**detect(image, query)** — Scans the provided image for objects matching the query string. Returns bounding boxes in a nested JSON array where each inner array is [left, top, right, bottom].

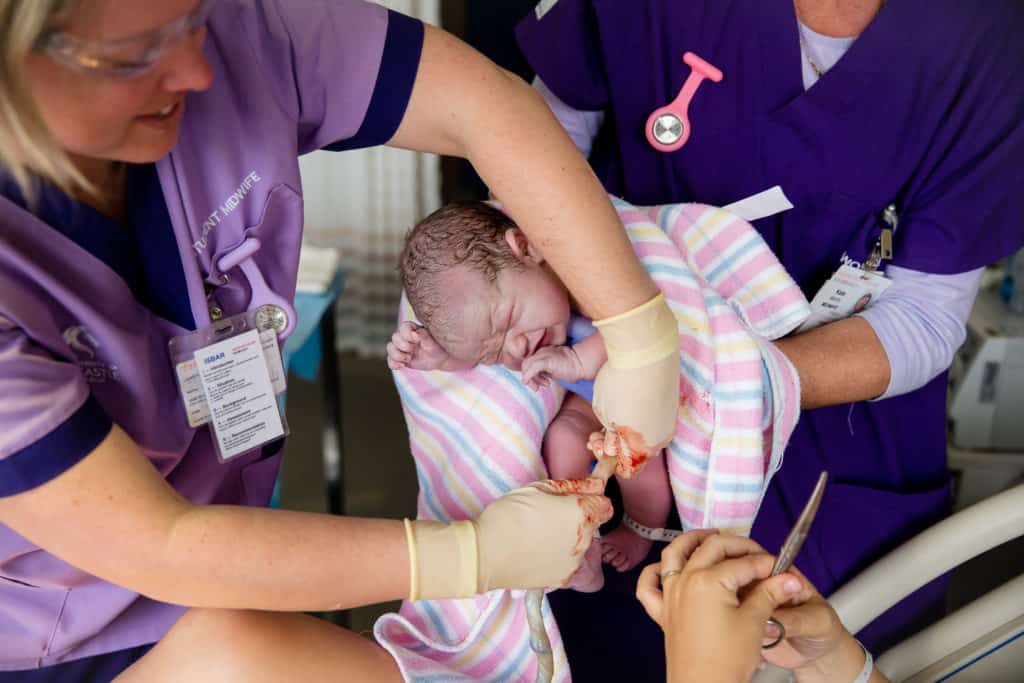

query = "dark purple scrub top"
[[518, 0, 1024, 663]]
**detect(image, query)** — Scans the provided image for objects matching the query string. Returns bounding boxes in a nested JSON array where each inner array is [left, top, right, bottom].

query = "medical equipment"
[[948, 286, 1024, 451], [644, 52, 723, 153], [762, 471, 828, 649]]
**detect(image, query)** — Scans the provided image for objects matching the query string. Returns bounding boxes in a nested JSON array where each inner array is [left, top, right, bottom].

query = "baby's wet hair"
[[400, 200, 523, 330]]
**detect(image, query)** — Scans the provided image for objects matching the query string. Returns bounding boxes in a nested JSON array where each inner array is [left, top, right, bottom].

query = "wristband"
[[852, 639, 874, 683]]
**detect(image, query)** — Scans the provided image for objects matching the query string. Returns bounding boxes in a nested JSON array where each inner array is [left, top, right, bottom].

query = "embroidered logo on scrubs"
[[63, 325, 120, 383], [839, 252, 864, 270], [193, 171, 263, 254]]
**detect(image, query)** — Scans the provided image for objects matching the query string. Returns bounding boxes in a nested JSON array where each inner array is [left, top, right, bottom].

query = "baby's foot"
[[566, 537, 605, 593], [601, 525, 653, 572]]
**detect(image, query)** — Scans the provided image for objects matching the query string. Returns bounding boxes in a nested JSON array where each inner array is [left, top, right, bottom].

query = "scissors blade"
[[770, 471, 828, 576]]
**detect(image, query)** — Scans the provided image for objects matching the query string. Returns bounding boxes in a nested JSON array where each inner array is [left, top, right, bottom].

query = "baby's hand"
[[386, 322, 451, 371], [521, 346, 585, 391]]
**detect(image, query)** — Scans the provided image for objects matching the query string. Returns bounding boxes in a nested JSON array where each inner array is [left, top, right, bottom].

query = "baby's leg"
[[543, 393, 605, 592], [602, 454, 672, 572], [542, 393, 602, 480]]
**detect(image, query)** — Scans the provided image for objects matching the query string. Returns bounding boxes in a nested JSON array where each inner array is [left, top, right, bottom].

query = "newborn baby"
[[388, 201, 673, 588]]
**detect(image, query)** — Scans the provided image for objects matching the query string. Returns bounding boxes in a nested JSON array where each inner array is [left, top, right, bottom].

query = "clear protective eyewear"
[[35, 0, 215, 79]]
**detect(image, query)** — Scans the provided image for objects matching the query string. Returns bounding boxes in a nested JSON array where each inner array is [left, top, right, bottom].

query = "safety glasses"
[[34, 0, 215, 79]]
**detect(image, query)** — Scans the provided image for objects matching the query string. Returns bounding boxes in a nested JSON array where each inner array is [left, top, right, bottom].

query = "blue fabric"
[[1, 167, 194, 330], [127, 164, 195, 330], [0, 644, 153, 682], [0, 395, 112, 497], [0, 178, 141, 290], [282, 270, 345, 381], [324, 10, 424, 152]]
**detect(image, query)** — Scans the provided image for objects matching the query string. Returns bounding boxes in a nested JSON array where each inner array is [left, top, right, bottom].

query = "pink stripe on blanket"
[[668, 460, 710, 490], [403, 411, 485, 517], [657, 279, 709, 311], [714, 358, 768, 383], [710, 499, 760, 522], [633, 240, 684, 262], [714, 406, 766, 430], [709, 453, 774, 476], [401, 373, 541, 489]]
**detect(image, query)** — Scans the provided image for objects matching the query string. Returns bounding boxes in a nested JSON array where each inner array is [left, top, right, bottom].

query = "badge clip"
[[217, 238, 297, 339]]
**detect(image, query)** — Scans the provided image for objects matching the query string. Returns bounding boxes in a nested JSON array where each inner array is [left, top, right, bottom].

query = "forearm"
[[158, 507, 408, 611], [572, 333, 607, 380], [774, 317, 890, 409], [468, 79, 654, 319], [0, 427, 410, 613], [390, 26, 656, 319]]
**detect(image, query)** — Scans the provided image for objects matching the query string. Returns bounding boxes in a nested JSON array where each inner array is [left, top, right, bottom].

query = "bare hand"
[[521, 345, 585, 390], [386, 322, 451, 371], [636, 531, 807, 683]]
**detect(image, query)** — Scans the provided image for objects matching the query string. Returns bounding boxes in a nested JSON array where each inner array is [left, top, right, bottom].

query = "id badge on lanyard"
[[798, 204, 898, 333], [169, 238, 294, 462]]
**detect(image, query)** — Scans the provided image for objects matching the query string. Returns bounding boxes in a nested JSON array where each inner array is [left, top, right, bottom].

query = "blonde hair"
[[0, 0, 89, 200]]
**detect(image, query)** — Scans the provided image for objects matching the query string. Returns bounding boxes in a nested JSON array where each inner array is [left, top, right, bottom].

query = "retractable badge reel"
[[645, 52, 723, 153], [796, 205, 899, 333], [169, 238, 295, 462]]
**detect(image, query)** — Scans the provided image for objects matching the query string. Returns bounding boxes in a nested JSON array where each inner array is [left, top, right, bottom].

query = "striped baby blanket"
[[375, 198, 810, 682]]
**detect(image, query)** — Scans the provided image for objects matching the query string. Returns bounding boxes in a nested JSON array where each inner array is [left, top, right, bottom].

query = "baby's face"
[[441, 262, 570, 370]]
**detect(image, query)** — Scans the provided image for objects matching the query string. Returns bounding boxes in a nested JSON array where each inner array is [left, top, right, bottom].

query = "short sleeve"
[[236, 0, 425, 155], [515, 0, 609, 111], [894, 5, 1024, 272], [0, 322, 112, 497]]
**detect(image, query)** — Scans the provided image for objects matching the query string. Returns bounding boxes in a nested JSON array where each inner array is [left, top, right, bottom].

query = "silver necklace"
[[797, 23, 826, 78]]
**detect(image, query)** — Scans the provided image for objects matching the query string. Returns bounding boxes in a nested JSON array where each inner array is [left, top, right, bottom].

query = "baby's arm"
[[520, 332, 607, 390], [569, 332, 607, 379], [386, 321, 476, 372]]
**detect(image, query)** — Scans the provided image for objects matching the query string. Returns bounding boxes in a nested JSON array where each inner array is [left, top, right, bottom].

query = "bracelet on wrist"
[[851, 638, 874, 683]]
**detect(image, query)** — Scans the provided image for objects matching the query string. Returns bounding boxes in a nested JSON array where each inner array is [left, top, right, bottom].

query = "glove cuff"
[[404, 519, 479, 601], [593, 293, 678, 369]]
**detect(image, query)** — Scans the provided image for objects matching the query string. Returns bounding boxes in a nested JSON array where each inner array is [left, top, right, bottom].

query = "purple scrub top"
[[0, 0, 423, 670], [519, 0, 1024, 657]]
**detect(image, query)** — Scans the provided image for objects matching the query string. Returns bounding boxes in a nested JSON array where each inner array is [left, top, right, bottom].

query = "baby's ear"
[[504, 228, 544, 264]]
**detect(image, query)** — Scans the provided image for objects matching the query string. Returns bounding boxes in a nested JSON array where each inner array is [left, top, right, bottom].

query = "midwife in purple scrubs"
[[518, 0, 1024, 676], [0, 0, 691, 680]]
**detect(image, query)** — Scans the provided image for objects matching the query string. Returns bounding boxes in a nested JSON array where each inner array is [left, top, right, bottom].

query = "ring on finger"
[[761, 617, 786, 649], [660, 569, 682, 580]]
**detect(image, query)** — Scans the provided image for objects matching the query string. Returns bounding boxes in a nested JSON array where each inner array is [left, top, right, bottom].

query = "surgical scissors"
[[762, 470, 828, 649]]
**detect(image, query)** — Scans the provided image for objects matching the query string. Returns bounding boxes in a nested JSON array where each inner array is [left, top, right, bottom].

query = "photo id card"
[[797, 264, 892, 333], [169, 310, 289, 461], [172, 315, 286, 429], [194, 329, 284, 461]]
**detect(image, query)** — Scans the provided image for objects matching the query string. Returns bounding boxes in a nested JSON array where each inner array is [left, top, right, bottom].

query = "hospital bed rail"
[[830, 482, 1024, 681]]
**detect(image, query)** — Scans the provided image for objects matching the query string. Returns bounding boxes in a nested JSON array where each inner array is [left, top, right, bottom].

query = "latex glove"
[[386, 322, 471, 372], [591, 293, 680, 478], [521, 345, 585, 391], [404, 478, 613, 600], [636, 531, 807, 683]]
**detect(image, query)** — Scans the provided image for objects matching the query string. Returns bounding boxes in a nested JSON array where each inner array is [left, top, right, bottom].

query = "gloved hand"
[[404, 478, 613, 600], [591, 293, 680, 478]]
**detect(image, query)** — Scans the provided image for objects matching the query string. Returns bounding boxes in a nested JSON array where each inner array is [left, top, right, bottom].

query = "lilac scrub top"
[[518, 0, 1024, 658], [0, 0, 423, 671]]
